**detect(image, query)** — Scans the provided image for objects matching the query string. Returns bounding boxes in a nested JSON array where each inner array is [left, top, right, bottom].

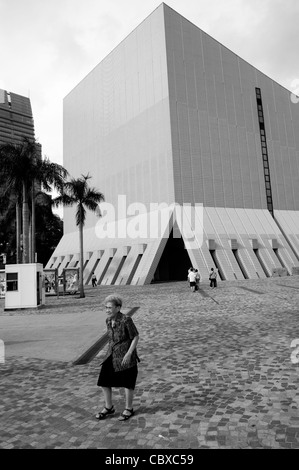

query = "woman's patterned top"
[[101, 312, 140, 372]]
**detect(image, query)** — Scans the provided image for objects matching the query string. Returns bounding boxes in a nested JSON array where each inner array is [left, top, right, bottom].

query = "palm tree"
[[53, 174, 104, 298], [0, 137, 68, 263]]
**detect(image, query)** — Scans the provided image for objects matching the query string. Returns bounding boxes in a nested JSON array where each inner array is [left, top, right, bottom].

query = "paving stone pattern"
[[1, 277, 299, 449]]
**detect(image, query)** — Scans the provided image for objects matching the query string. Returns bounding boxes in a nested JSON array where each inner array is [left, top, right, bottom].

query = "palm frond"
[[52, 174, 104, 226], [0, 137, 68, 202], [84, 188, 105, 203], [83, 200, 100, 213], [38, 159, 69, 191], [52, 194, 76, 208]]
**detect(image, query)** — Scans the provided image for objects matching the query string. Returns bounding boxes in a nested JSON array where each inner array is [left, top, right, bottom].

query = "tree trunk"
[[16, 203, 22, 264], [29, 216, 32, 263], [79, 221, 85, 298], [22, 183, 30, 263], [31, 185, 36, 263]]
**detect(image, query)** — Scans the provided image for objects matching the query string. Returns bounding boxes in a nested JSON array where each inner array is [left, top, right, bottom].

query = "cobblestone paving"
[[1, 277, 299, 449]]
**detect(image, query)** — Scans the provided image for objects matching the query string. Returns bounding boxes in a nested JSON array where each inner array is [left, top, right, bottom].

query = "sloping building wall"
[[163, 4, 299, 210], [63, 4, 174, 235], [46, 205, 297, 283]]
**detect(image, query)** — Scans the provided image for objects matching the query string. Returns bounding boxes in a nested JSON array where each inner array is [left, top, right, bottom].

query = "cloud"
[[166, 0, 299, 90], [0, 0, 155, 164], [250, 0, 299, 85], [192, 0, 299, 89], [0, 0, 298, 174]]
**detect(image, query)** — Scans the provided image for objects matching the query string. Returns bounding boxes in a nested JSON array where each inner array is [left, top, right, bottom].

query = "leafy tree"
[[53, 174, 104, 298], [0, 137, 68, 263]]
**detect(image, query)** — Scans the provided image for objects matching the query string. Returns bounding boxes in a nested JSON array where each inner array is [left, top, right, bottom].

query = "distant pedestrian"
[[91, 272, 97, 287], [188, 268, 197, 292], [96, 294, 140, 421], [194, 269, 200, 291], [187, 267, 193, 289], [209, 268, 217, 288]]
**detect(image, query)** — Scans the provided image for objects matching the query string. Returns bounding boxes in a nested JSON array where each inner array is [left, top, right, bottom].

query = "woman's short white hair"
[[104, 294, 123, 308]]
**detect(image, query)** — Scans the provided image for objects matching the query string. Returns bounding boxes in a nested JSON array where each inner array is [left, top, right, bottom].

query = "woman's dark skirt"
[[97, 355, 138, 390]]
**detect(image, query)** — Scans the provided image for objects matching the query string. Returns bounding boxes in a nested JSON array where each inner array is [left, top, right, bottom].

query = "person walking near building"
[[91, 272, 97, 287], [188, 268, 197, 292], [209, 267, 217, 288], [194, 269, 200, 291], [96, 294, 140, 421]]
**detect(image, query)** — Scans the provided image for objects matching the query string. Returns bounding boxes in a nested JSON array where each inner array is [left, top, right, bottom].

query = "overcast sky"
[[1, 0, 298, 169]]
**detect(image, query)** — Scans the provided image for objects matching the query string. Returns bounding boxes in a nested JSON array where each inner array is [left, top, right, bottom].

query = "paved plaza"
[[1, 276, 299, 449]]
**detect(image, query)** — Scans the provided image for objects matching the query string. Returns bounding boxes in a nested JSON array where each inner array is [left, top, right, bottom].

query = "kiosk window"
[[6, 273, 18, 291]]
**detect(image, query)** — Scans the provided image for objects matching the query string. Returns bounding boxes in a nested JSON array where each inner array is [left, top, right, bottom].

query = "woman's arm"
[[122, 335, 139, 366]]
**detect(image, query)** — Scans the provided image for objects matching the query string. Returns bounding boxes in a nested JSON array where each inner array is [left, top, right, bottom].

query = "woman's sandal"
[[95, 405, 115, 420], [118, 408, 134, 421]]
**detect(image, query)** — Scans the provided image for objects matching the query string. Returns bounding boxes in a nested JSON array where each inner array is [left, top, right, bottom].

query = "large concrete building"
[[47, 3, 299, 284]]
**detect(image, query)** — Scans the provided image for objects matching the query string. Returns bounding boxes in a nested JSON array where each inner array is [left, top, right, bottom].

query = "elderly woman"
[[96, 294, 140, 421]]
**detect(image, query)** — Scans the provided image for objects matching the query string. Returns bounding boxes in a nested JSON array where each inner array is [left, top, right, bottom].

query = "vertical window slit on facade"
[[98, 257, 113, 284], [253, 249, 269, 277], [255, 87, 273, 216], [232, 249, 248, 279], [89, 258, 101, 283], [111, 256, 127, 285], [127, 254, 143, 285], [209, 250, 225, 280], [83, 259, 89, 271], [273, 248, 285, 269]]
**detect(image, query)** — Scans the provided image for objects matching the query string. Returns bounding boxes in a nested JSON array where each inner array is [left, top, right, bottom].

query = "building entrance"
[[151, 230, 191, 282]]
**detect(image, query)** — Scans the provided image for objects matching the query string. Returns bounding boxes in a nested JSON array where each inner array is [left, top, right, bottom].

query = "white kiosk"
[[4, 264, 45, 310]]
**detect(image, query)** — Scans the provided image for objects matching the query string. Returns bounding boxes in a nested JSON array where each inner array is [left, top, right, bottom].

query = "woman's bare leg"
[[102, 387, 113, 408], [124, 388, 134, 410]]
